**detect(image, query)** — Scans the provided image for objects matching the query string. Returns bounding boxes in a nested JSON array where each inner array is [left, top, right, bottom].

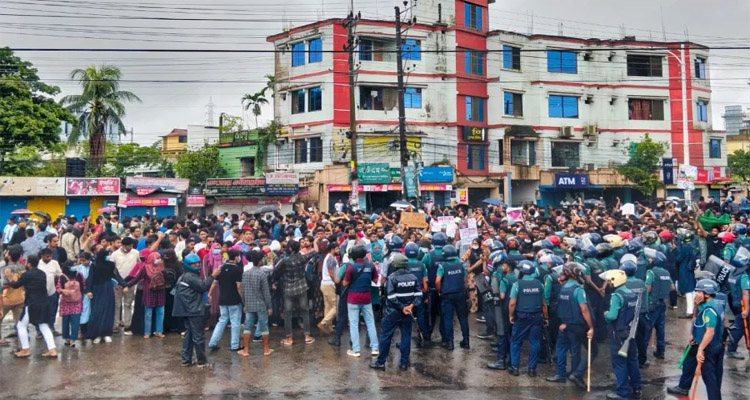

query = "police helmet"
[[432, 232, 447, 247], [719, 232, 736, 244], [596, 243, 614, 258], [588, 232, 603, 245], [735, 223, 748, 236], [694, 270, 716, 281], [404, 242, 419, 259], [619, 260, 637, 277], [506, 238, 520, 251], [583, 244, 598, 259], [536, 249, 554, 259], [620, 253, 637, 266], [489, 240, 504, 253], [562, 262, 585, 279], [695, 279, 719, 295], [681, 230, 695, 243], [643, 231, 658, 245], [390, 253, 409, 270], [627, 237, 644, 254], [517, 260, 536, 275], [442, 244, 458, 259], [388, 235, 404, 251], [349, 244, 368, 260], [604, 234, 623, 248], [547, 235, 561, 247], [184, 253, 200, 266], [540, 239, 554, 250], [492, 252, 507, 267], [643, 247, 667, 265], [599, 269, 627, 288]]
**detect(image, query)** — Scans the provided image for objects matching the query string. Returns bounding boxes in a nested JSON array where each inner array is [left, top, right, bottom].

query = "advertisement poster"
[[205, 178, 265, 196], [186, 195, 206, 207], [66, 178, 120, 196]]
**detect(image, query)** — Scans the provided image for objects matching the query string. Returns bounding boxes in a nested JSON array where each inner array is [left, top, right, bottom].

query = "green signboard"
[[390, 168, 401, 183], [358, 163, 391, 184]]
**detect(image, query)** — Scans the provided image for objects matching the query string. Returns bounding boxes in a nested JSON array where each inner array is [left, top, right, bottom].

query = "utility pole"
[[344, 7, 360, 209], [395, 6, 409, 201], [679, 43, 691, 204]]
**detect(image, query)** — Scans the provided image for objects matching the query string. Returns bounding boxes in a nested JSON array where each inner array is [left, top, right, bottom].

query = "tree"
[[728, 150, 750, 183], [617, 134, 669, 199], [0, 48, 74, 175], [263, 74, 276, 96], [173, 144, 225, 187], [241, 91, 268, 128], [61, 65, 141, 173], [103, 143, 165, 177], [255, 121, 280, 173]]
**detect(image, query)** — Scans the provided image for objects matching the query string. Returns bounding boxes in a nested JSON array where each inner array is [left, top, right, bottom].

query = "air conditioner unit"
[[583, 125, 599, 136], [559, 126, 573, 138], [586, 163, 596, 171], [275, 164, 292, 170]]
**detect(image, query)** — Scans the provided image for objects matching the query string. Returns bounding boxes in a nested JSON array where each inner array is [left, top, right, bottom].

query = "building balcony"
[[219, 131, 259, 146]]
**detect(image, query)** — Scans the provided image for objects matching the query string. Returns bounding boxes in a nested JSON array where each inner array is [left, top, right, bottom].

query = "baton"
[[587, 338, 592, 392], [690, 361, 702, 400], [678, 344, 691, 369]]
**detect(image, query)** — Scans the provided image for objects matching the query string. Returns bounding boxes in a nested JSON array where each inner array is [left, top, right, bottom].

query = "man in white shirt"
[[2, 216, 18, 250], [38, 247, 62, 335], [110, 237, 139, 334], [317, 242, 338, 333]]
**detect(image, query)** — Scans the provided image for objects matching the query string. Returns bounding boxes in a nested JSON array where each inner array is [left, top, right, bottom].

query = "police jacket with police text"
[[384, 269, 423, 316], [440, 260, 465, 296]]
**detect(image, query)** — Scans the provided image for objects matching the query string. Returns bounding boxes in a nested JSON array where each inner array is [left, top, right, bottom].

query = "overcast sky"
[[2, 0, 748, 145]]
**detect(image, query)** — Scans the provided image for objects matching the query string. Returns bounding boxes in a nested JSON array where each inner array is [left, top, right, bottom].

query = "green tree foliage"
[[4, 144, 67, 177], [0, 48, 74, 175], [173, 144, 225, 187], [242, 91, 268, 128], [61, 65, 141, 172], [728, 150, 750, 183], [255, 121, 280, 173], [102, 143, 166, 177], [617, 134, 669, 199]]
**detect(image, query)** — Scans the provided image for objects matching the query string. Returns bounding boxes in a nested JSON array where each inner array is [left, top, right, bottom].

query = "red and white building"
[[266, 0, 726, 209]]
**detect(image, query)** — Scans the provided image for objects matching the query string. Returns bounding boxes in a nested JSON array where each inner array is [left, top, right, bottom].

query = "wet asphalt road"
[[0, 298, 746, 399]]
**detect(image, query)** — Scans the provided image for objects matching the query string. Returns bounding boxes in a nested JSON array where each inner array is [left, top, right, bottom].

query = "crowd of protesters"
[[0, 195, 747, 399]]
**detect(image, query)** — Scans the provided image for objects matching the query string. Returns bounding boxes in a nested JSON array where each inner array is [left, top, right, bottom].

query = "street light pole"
[[667, 43, 691, 204]]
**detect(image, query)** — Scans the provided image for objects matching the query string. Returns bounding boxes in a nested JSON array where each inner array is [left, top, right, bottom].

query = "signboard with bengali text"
[[66, 178, 120, 196]]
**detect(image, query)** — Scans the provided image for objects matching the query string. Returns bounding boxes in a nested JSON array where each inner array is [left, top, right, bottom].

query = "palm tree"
[[263, 74, 276, 96], [61, 65, 141, 172], [241, 91, 268, 128]]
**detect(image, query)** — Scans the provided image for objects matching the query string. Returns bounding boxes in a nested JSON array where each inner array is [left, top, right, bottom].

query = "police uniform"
[[674, 299, 724, 400], [554, 280, 591, 384], [437, 258, 469, 348], [534, 264, 554, 363], [624, 276, 650, 367], [373, 268, 422, 369], [722, 242, 737, 262], [605, 285, 641, 399], [726, 271, 750, 356], [406, 257, 429, 344], [509, 275, 545, 374], [488, 269, 517, 369], [645, 266, 672, 357], [422, 249, 445, 342]]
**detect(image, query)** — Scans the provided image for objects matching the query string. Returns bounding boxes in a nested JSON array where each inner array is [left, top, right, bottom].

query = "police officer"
[[600, 269, 641, 400], [422, 232, 447, 345], [667, 279, 724, 400], [734, 223, 750, 251], [506, 238, 526, 264], [370, 254, 422, 371], [644, 250, 674, 360], [404, 242, 429, 347], [487, 256, 516, 370], [725, 258, 750, 359], [546, 262, 594, 390], [384, 235, 404, 277], [639, 231, 666, 281], [620, 260, 650, 368], [508, 260, 547, 377], [435, 244, 470, 350]]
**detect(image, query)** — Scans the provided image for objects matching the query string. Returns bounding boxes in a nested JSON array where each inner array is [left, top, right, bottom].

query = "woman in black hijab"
[[85, 248, 127, 344]]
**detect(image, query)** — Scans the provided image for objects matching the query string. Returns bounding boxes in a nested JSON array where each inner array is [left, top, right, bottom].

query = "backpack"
[[150, 270, 166, 291], [62, 275, 82, 303], [2, 269, 25, 306]]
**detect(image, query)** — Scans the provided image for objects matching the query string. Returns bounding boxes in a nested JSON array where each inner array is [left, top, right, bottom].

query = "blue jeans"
[[244, 311, 269, 336], [555, 323, 588, 378], [144, 305, 165, 336], [678, 345, 723, 400], [48, 292, 59, 329], [647, 301, 666, 355], [376, 310, 412, 366], [209, 304, 242, 350], [609, 332, 641, 398], [347, 303, 378, 353], [62, 313, 81, 341], [440, 292, 469, 344], [510, 312, 542, 370]]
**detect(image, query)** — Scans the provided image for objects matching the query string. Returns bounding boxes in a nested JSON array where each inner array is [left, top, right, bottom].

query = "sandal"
[[305, 336, 315, 344], [281, 337, 293, 346], [14, 351, 31, 358], [264, 348, 275, 356], [153, 333, 165, 338], [41, 350, 58, 358]]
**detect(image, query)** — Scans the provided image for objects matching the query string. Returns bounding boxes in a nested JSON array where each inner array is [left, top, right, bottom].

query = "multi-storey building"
[[266, 0, 727, 210]]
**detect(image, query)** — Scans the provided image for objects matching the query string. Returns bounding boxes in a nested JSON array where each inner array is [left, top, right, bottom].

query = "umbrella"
[[33, 210, 51, 220], [10, 208, 32, 215], [483, 198, 506, 207], [390, 200, 412, 209], [98, 206, 117, 213], [583, 199, 604, 206], [256, 205, 279, 214]]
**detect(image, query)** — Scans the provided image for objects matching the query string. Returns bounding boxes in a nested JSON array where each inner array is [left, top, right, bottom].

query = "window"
[[402, 39, 421, 60], [291, 42, 305, 67], [404, 87, 422, 108], [240, 157, 255, 176], [628, 98, 665, 120], [510, 140, 535, 165], [710, 138, 721, 159], [308, 86, 322, 112], [548, 95, 579, 118], [291, 89, 305, 114], [294, 139, 307, 163], [502, 45, 521, 70], [465, 96, 485, 122], [359, 39, 394, 62], [360, 86, 397, 111], [551, 142, 580, 168], [547, 50, 577, 73], [696, 100, 708, 122], [178, 136, 187, 143], [359, 39, 373, 61], [626, 54, 662, 77], [467, 144, 485, 170], [308, 38, 322, 63], [295, 138, 323, 164], [498, 139, 504, 165], [464, 50, 484, 75], [464, 2, 483, 30], [503, 91, 523, 117], [695, 57, 707, 79]]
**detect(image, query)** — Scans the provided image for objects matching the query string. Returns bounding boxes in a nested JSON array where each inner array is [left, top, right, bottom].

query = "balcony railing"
[[219, 131, 258, 144]]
